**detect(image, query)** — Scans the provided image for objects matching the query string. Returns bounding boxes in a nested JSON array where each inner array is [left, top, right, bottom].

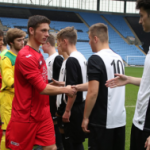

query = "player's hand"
[[50, 79, 65, 86], [82, 118, 90, 133], [145, 136, 150, 150], [66, 85, 77, 97], [105, 74, 128, 88], [71, 85, 78, 91], [55, 112, 60, 117], [62, 110, 71, 122]]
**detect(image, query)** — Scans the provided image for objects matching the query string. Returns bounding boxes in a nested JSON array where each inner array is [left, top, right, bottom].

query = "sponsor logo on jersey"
[[42, 66, 48, 82], [26, 54, 32, 58], [10, 141, 19, 146]]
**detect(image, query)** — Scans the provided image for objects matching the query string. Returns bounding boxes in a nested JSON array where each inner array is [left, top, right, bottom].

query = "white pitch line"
[[125, 106, 135, 107]]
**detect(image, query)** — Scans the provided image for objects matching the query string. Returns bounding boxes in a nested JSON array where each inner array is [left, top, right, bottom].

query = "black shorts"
[[57, 115, 65, 129], [88, 125, 125, 150], [64, 102, 86, 143], [130, 124, 150, 150], [49, 95, 57, 120]]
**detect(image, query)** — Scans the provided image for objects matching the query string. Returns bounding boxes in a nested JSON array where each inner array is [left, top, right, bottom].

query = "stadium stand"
[[50, 21, 89, 40], [78, 12, 145, 65], [0, 12, 145, 65], [103, 15, 135, 38]]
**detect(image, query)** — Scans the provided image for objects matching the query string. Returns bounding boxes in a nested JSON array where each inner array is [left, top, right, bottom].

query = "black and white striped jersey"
[[88, 49, 126, 129], [66, 51, 87, 104], [45, 52, 63, 119], [133, 51, 150, 131], [45, 52, 63, 82], [56, 59, 67, 110]]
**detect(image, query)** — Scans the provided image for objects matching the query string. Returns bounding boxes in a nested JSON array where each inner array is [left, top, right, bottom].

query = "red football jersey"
[[11, 45, 51, 122]]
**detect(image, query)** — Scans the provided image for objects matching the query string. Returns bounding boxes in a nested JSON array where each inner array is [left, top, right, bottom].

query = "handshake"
[[50, 78, 78, 97], [66, 85, 77, 97]]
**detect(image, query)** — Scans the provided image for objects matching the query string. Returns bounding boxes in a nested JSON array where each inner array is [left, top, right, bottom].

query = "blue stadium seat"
[[0, 15, 145, 65], [78, 12, 145, 65]]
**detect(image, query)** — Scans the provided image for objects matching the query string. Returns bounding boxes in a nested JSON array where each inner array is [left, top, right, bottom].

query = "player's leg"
[[35, 117, 56, 150], [0, 92, 3, 147], [130, 124, 150, 150], [6, 120, 37, 150], [57, 115, 73, 150], [63, 122, 74, 150], [1, 131, 9, 150], [113, 126, 125, 150], [1, 92, 13, 150], [42, 144, 57, 150], [54, 124, 63, 150], [50, 96, 63, 150], [69, 103, 85, 150], [72, 142, 84, 150], [88, 125, 114, 150]]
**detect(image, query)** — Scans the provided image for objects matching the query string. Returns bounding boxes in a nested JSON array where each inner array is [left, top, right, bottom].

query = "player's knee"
[[43, 144, 57, 150], [51, 145, 57, 150], [49, 145, 57, 150]]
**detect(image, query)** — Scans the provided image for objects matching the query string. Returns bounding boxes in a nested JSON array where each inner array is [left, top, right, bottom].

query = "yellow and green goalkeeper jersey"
[[0, 49, 8, 72], [1, 51, 16, 93]]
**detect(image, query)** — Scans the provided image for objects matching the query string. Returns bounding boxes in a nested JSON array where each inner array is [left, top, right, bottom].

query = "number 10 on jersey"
[[111, 60, 124, 77]]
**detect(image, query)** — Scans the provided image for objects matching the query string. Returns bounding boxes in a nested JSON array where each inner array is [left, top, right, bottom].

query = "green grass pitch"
[[83, 67, 144, 150]]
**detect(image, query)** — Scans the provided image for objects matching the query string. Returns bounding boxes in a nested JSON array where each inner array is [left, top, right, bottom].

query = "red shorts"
[[6, 117, 55, 150]]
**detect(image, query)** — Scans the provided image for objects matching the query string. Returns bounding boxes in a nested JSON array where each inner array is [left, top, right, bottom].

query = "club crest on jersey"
[[38, 56, 45, 69], [39, 61, 42, 65], [61, 68, 64, 74], [48, 61, 51, 66]]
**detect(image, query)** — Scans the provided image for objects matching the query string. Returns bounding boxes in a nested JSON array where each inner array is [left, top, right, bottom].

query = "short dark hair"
[[57, 27, 77, 45], [136, 0, 150, 14], [3, 36, 7, 46], [89, 23, 108, 43], [0, 29, 4, 37], [47, 34, 55, 47], [27, 15, 50, 35]]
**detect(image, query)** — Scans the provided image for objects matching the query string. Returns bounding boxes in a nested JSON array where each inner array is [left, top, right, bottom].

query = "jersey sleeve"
[[65, 57, 80, 85], [19, 55, 47, 92], [53, 56, 63, 80], [87, 55, 104, 82], [1, 56, 14, 87], [0, 55, 2, 72]]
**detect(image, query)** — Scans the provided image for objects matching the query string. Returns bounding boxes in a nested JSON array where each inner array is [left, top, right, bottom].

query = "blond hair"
[[89, 23, 108, 43], [6, 28, 26, 47], [57, 27, 77, 45]]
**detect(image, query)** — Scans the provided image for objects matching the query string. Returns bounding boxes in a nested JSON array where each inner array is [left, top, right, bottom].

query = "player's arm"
[[82, 55, 102, 133], [41, 84, 75, 97], [82, 80, 99, 133], [72, 82, 88, 91], [49, 79, 65, 86], [145, 136, 150, 150], [19, 55, 76, 97], [1, 56, 14, 88], [53, 56, 63, 80], [62, 57, 79, 121], [50, 56, 64, 86], [105, 74, 141, 88], [62, 95, 76, 122]]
